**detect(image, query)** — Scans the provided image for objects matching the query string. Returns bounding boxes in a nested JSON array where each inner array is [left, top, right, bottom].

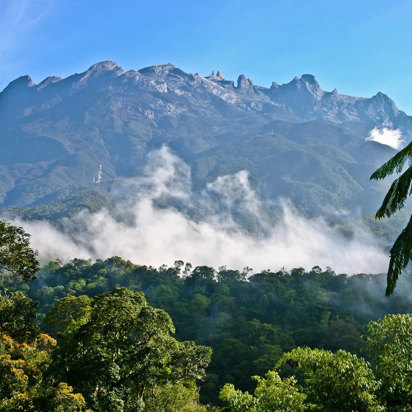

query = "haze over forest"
[[1, 60, 411, 273]]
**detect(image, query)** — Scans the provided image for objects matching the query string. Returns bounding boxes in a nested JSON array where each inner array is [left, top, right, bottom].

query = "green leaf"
[[385, 214, 412, 295], [375, 165, 412, 218], [370, 141, 412, 180]]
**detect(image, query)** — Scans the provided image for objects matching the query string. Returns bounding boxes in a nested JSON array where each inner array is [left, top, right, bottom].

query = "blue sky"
[[2, 0, 412, 112]]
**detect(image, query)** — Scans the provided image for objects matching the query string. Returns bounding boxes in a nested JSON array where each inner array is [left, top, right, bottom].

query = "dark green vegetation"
[[0, 61, 406, 216], [3, 256, 412, 408], [0, 220, 39, 281], [221, 314, 412, 411], [1, 222, 411, 410], [0, 221, 211, 411], [3, 289, 410, 412], [371, 140, 412, 295], [0, 288, 211, 411]]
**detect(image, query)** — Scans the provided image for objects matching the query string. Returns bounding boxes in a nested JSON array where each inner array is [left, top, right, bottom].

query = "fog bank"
[[16, 147, 388, 274]]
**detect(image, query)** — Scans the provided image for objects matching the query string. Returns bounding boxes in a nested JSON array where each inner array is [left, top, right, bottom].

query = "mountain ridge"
[[0, 61, 407, 213], [2, 60, 406, 126]]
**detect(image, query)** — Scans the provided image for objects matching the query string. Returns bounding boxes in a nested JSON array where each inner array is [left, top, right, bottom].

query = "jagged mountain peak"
[[138, 63, 176, 76], [372, 91, 393, 103], [2, 75, 35, 93], [207, 70, 225, 81], [237, 74, 254, 89], [286, 74, 322, 92], [67, 60, 125, 88], [0, 61, 409, 130], [0, 60, 411, 212], [367, 91, 400, 119], [37, 76, 62, 89], [82, 60, 124, 78], [88, 60, 121, 72], [301, 73, 318, 83]]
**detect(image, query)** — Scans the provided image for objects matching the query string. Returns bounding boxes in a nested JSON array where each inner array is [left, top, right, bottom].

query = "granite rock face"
[[0, 61, 408, 212]]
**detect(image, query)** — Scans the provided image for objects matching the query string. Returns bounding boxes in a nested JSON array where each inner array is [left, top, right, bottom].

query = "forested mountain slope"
[[0, 61, 409, 214]]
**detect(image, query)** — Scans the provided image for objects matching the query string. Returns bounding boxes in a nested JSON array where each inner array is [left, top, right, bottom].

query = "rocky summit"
[[0, 61, 408, 213]]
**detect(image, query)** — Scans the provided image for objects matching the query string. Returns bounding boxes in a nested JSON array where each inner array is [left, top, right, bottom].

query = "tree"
[[277, 347, 383, 411], [0, 220, 40, 282], [370, 144, 412, 294], [0, 292, 87, 411], [219, 313, 412, 412], [50, 287, 212, 411], [220, 370, 306, 412], [366, 314, 412, 410], [0, 291, 39, 343], [143, 381, 206, 412], [0, 333, 87, 411], [43, 295, 93, 333]]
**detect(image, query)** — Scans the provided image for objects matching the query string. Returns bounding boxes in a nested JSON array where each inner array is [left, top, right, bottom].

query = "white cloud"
[[366, 127, 405, 150], [15, 146, 388, 275]]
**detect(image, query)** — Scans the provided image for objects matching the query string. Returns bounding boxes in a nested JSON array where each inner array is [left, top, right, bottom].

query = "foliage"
[[1, 285, 210, 411], [366, 314, 412, 410], [371, 142, 412, 294], [277, 347, 383, 411], [143, 381, 207, 412], [0, 220, 40, 282], [0, 291, 39, 342], [0, 331, 86, 411], [2, 255, 412, 410], [220, 370, 306, 412], [44, 295, 93, 332], [5, 257, 412, 404], [51, 287, 212, 411], [34, 382, 88, 412], [0, 291, 87, 410]]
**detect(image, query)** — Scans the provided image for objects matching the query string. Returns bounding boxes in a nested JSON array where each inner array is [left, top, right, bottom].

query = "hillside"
[[0, 61, 408, 215]]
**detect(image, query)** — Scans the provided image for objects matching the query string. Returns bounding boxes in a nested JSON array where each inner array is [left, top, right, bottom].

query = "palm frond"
[[386, 214, 412, 296], [375, 165, 412, 219], [370, 141, 412, 180]]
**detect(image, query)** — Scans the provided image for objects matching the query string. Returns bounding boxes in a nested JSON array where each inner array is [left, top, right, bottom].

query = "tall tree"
[[366, 314, 412, 410], [277, 347, 383, 411], [0, 220, 40, 282], [0, 291, 39, 342], [0, 292, 87, 411], [49, 287, 212, 412], [220, 370, 306, 412]]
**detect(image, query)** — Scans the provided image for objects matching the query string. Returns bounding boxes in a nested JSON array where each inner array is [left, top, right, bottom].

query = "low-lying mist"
[[15, 146, 388, 274], [366, 127, 405, 150]]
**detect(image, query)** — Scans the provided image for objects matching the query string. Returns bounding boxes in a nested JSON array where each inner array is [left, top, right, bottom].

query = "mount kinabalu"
[[0, 61, 409, 215]]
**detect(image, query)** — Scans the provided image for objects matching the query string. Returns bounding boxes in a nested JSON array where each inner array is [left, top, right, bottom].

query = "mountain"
[[0, 61, 409, 215]]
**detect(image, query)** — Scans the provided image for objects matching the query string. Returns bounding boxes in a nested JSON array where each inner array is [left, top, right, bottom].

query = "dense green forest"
[[2, 256, 412, 410]]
